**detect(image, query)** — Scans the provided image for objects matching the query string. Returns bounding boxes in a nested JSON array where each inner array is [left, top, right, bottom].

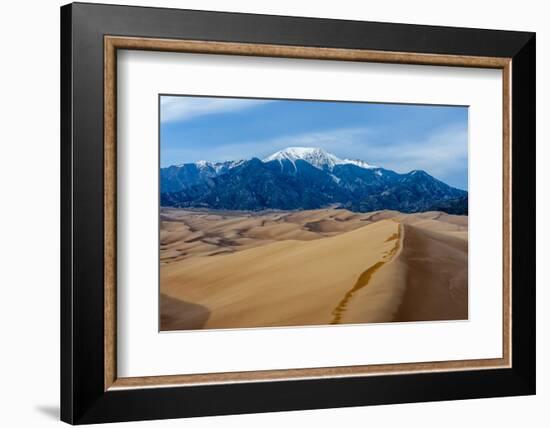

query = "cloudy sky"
[[160, 95, 468, 190]]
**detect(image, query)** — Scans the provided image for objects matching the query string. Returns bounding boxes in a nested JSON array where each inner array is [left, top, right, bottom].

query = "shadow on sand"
[[160, 294, 211, 331]]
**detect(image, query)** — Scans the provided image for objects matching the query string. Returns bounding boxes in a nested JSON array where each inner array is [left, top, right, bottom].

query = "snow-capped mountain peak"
[[263, 147, 340, 168], [162, 147, 467, 214], [263, 147, 375, 170]]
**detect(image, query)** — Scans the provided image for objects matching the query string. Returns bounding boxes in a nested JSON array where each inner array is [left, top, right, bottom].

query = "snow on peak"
[[263, 147, 343, 170], [195, 159, 244, 173], [263, 147, 375, 170], [196, 160, 210, 168], [342, 158, 376, 169]]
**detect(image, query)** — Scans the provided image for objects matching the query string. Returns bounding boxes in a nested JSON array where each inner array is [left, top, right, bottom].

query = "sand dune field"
[[160, 208, 468, 330]]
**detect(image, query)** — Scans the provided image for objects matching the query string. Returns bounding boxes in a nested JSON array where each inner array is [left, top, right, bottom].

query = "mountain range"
[[160, 147, 467, 214]]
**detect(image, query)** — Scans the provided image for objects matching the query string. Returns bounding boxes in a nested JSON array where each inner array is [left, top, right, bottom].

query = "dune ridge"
[[330, 223, 403, 324]]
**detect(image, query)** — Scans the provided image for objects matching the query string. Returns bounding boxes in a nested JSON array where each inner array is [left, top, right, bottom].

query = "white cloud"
[[161, 127, 373, 165], [366, 123, 468, 178], [262, 127, 372, 155], [185, 127, 372, 162], [160, 96, 271, 123]]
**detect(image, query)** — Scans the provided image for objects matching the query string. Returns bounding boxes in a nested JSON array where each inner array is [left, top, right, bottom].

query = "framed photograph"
[[61, 2, 535, 424]]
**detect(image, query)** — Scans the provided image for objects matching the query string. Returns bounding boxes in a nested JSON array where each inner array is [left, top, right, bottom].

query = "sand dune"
[[338, 222, 467, 324], [392, 224, 468, 321], [160, 208, 374, 264], [160, 208, 468, 330], [162, 219, 401, 329]]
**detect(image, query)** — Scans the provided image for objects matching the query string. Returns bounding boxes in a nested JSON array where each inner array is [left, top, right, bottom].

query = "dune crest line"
[[330, 223, 403, 324]]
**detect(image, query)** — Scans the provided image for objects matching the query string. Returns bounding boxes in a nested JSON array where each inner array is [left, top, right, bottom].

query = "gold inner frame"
[[104, 35, 512, 391]]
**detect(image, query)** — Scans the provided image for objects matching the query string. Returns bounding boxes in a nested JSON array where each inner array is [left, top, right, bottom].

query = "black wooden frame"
[[61, 2, 536, 424]]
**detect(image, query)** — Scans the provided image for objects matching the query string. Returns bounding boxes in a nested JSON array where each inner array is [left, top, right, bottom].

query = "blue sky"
[[160, 95, 468, 190]]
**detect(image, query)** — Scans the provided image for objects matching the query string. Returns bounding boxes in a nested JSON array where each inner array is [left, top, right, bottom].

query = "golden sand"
[[159, 208, 468, 330]]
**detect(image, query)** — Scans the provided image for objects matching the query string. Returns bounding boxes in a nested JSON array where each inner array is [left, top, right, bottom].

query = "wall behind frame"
[[0, 0, 545, 427]]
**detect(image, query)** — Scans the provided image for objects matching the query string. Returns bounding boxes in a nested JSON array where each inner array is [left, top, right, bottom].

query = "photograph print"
[[159, 95, 468, 331]]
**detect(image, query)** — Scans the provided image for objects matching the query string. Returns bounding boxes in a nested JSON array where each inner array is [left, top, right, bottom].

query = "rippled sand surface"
[[160, 208, 468, 330]]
